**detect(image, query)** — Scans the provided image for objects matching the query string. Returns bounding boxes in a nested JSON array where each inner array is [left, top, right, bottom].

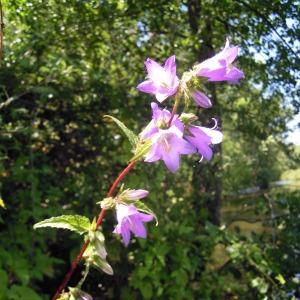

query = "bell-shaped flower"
[[113, 204, 153, 246], [185, 125, 223, 160], [137, 55, 180, 102], [144, 125, 196, 173], [196, 39, 244, 83], [141, 102, 183, 140], [192, 90, 212, 108]]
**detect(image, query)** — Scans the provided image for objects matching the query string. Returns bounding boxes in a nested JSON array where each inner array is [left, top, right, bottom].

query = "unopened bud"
[[179, 113, 198, 125]]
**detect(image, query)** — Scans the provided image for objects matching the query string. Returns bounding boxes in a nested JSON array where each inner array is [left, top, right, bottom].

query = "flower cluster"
[[112, 39, 243, 247], [39, 39, 244, 300]]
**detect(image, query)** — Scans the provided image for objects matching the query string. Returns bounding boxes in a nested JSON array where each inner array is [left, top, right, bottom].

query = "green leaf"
[[0, 269, 8, 298], [130, 140, 152, 162], [33, 215, 91, 235], [104, 115, 138, 147], [275, 274, 286, 285], [7, 285, 42, 300], [0, 198, 6, 209], [139, 282, 153, 299], [135, 201, 158, 225]]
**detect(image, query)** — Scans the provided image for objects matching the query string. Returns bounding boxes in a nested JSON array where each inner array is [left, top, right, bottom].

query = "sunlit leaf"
[[104, 115, 138, 147], [33, 215, 91, 235]]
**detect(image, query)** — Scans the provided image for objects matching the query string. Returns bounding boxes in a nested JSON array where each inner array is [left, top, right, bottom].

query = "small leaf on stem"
[[104, 115, 138, 147], [33, 215, 91, 235]]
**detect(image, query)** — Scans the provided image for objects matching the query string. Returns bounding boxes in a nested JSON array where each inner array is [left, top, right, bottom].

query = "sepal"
[[99, 197, 115, 209], [130, 139, 152, 162], [83, 229, 113, 275], [57, 288, 93, 300], [179, 113, 198, 125]]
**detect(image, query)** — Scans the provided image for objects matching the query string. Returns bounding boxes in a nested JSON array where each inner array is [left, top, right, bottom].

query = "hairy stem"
[[52, 160, 136, 300], [168, 95, 181, 126], [77, 264, 90, 288]]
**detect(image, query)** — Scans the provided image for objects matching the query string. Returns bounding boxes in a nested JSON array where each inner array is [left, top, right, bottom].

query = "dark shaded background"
[[0, 0, 299, 299]]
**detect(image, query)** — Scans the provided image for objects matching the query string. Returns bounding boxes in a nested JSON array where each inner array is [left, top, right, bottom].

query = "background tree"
[[0, 0, 299, 299]]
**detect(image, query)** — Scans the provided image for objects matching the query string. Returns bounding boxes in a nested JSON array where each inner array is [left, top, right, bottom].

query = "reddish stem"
[[52, 161, 136, 300], [168, 104, 177, 126]]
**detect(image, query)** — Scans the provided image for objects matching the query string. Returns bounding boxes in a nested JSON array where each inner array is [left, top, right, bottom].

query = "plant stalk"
[[52, 160, 136, 300]]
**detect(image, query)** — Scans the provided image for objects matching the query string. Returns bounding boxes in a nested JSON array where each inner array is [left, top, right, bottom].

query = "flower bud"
[[121, 189, 149, 201], [179, 113, 198, 125], [192, 91, 212, 108]]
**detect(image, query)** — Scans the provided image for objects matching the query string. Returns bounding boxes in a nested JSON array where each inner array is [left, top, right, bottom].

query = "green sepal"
[[88, 230, 107, 259], [69, 287, 93, 300], [33, 215, 91, 235], [130, 139, 152, 162], [135, 201, 158, 225], [91, 255, 114, 275], [57, 293, 69, 300], [98, 197, 116, 209], [179, 113, 198, 125], [83, 229, 113, 275], [104, 115, 138, 147]]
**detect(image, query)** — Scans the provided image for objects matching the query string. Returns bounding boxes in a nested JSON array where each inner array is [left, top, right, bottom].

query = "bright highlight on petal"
[[145, 125, 196, 173], [185, 125, 223, 161], [113, 204, 153, 246], [137, 55, 180, 102], [196, 39, 244, 83]]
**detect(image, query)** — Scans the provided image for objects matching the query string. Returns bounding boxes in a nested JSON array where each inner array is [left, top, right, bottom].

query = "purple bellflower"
[[142, 103, 195, 173], [113, 204, 153, 246], [196, 39, 244, 83], [144, 125, 196, 173], [137, 55, 179, 102], [185, 125, 223, 160], [141, 102, 183, 139]]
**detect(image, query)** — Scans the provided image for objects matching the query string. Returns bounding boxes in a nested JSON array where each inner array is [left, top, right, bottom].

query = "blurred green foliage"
[[0, 0, 299, 299]]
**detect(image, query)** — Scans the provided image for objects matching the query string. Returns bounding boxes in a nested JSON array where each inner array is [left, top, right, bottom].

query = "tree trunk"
[[187, 0, 223, 225]]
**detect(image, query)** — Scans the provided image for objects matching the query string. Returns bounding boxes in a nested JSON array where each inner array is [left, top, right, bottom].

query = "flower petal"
[[155, 91, 170, 103], [125, 189, 149, 200], [120, 221, 131, 246], [164, 55, 176, 77], [225, 66, 244, 83], [129, 216, 147, 238], [137, 80, 157, 94], [145, 141, 162, 162], [198, 126, 223, 144], [139, 212, 154, 222], [162, 150, 180, 173], [145, 58, 164, 79]]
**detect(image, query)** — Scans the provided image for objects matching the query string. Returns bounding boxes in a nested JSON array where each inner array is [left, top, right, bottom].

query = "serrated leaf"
[[135, 201, 158, 225], [130, 140, 152, 162], [33, 215, 91, 235], [104, 115, 138, 147]]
